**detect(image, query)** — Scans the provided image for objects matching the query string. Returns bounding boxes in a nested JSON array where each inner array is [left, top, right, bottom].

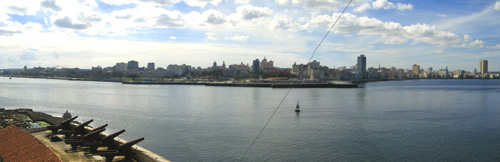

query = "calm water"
[[1, 77, 499, 161]]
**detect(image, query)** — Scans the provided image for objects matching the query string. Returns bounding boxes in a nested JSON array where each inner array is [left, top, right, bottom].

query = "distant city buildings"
[[91, 66, 102, 74], [252, 59, 260, 73], [479, 59, 488, 76], [147, 62, 155, 71], [260, 57, 274, 70], [357, 54, 366, 80], [115, 62, 127, 72], [127, 60, 139, 71], [412, 64, 420, 77], [4, 55, 498, 81]]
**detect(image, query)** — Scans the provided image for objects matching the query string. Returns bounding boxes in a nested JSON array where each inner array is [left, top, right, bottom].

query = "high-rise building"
[[115, 62, 127, 72], [479, 59, 488, 75], [260, 57, 274, 70], [412, 64, 420, 77], [147, 62, 155, 71], [127, 60, 139, 71], [357, 54, 366, 79], [252, 59, 260, 73]]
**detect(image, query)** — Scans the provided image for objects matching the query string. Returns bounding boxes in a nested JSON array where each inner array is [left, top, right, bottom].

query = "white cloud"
[[0, 21, 23, 36], [354, 3, 371, 12], [492, 44, 500, 49], [205, 32, 218, 40], [225, 35, 249, 41], [53, 17, 89, 30], [47, 0, 103, 33], [268, 14, 301, 32], [396, 3, 413, 11], [101, 0, 184, 6], [0, 17, 43, 36], [140, 0, 181, 6], [372, 0, 413, 11], [202, 10, 226, 25], [383, 37, 407, 44], [183, 0, 222, 8], [459, 34, 485, 48], [0, 0, 42, 16], [353, 0, 413, 12], [275, 0, 369, 11], [372, 0, 394, 9], [154, 10, 186, 28], [170, 36, 177, 39], [41, 0, 62, 11], [235, 0, 251, 4], [315, 13, 484, 47], [438, 14, 447, 18], [236, 4, 273, 20], [495, 1, 500, 11], [99, 0, 140, 5]]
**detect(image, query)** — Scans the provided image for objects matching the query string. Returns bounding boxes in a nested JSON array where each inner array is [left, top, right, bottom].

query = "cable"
[[240, 0, 353, 161], [239, 88, 292, 161]]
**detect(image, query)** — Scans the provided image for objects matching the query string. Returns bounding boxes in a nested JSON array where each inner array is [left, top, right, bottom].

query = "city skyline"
[[0, 0, 499, 71]]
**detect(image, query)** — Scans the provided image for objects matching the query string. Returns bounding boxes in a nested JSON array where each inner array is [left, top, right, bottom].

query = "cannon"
[[64, 128, 105, 151], [88, 129, 126, 153], [47, 116, 78, 141], [59, 119, 93, 139], [98, 137, 145, 162], [69, 124, 108, 140]]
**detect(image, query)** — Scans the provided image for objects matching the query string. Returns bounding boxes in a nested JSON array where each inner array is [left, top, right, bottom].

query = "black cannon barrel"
[[61, 116, 78, 125], [70, 119, 94, 136], [120, 137, 144, 149], [83, 128, 106, 141], [103, 129, 125, 141], [75, 119, 93, 129], [90, 124, 108, 133]]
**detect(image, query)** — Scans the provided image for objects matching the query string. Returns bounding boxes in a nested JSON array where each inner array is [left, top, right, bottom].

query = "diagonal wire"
[[240, 0, 353, 161]]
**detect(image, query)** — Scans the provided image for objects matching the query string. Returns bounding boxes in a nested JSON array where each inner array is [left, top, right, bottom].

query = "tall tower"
[[252, 59, 260, 73], [479, 59, 488, 75], [357, 54, 366, 79], [412, 64, 420, 77]]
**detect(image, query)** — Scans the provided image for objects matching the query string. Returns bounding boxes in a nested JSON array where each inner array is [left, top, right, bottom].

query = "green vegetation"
[[35, 121, 51, 127]]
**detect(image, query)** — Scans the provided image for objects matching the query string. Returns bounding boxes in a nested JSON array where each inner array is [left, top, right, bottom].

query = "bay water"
[[1, 77, 499, 161]]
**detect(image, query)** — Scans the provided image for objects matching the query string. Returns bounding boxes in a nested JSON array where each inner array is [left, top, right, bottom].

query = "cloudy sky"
[[0, 0, 499, 71]]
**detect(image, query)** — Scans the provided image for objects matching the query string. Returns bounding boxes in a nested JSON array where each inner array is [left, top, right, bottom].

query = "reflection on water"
[[1, 77, 500, 161]]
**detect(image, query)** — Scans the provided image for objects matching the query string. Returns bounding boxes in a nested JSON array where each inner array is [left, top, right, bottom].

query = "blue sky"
[[0, 0, 499, 71]]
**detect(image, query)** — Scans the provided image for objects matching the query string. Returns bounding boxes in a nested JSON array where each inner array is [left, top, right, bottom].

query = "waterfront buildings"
[[4, 56, 499, 81], [147, 62, 155, 71], [308, 60, 321, 80], [292, 62, 308, 79], [211, 61, 226, 71], [91, 66, 102, 74], [412, 64, 420, 77], [357, 54, 366, 80], [260, 57, 274, 70], [127, 60, 139, 71], [115, 62, 127, 72], [252, 59, 260, 73], [438, 67, 449, 78], [479, 59, 488, 75]]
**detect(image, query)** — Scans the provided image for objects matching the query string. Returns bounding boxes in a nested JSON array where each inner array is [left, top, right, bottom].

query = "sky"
[[0, 0, 499, 71]]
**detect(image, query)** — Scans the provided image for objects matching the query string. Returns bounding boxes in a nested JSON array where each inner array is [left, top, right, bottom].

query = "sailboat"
[[295, 101, 300, 112]]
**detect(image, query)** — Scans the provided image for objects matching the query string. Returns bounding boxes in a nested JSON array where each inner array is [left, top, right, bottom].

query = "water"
[[1, 77, 499, 161]]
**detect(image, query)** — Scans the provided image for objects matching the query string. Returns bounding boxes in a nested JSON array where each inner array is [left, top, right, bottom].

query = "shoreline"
[[3, 76, 498, 88], [122, 81, 360, 88]]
